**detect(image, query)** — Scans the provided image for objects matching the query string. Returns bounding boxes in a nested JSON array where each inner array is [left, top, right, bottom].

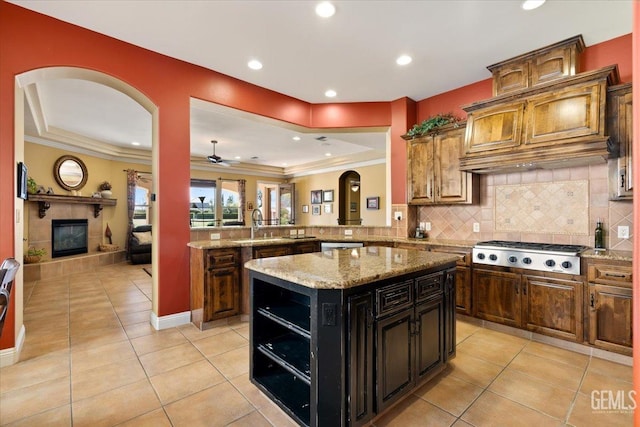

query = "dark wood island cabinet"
[[246, 246, 457, 426]]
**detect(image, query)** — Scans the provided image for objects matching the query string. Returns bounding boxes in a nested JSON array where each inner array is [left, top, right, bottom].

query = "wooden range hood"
[[459, 35, 621, 174]]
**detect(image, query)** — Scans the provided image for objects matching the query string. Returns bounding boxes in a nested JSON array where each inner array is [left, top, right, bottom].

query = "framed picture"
[[312, 205, 321, 215], [367, 196, 379, 210], [302, 204, 309, 213], [324, 203, 332, 214], [323, 189, 334, 203], [350, 202, 357, 212], [17, 162, 27, 200], [311, 190, 322, 204]]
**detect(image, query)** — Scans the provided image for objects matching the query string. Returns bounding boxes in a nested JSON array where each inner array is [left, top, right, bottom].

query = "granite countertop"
[[581, 249, 633, 262], [244, 246, 459, 289], [187, 236, 476, 250]]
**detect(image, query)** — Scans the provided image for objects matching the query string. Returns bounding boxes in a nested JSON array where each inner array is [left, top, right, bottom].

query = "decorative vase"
[[101, 190, 112, 198]]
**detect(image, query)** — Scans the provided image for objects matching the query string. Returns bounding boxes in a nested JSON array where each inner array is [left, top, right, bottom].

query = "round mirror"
[[54, 155, 88, 191]]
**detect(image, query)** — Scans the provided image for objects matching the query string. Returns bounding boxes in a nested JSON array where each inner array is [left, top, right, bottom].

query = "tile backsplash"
[[415, 163, 633, 251], [494, 180, 589, 235]]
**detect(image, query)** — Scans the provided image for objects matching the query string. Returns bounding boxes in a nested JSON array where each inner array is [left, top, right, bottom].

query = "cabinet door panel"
[[376, 310, 413, 412], [348, 293, 373, 426], [588, 284, 633, 354], [531, 46, 575, 86], [205, 267, 240, 321], [415, 298, 443, 380], [494, 64, 529, 95], [472, 268, 521, 327], [524, 81, 603, 146], [435, 128, 472, 203], [407, 138, 434, 204], [523, 275, 582, 341], [465, 103, 524, 154]]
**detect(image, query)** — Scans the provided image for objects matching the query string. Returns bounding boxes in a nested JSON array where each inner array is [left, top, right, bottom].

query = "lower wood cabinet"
[[473, 266, 584, 342], [430, 246, 472, 316], [522, 274, 583, 342], [586, 258, 633, 355], [190, 247, 241, 328], [472, 268, 522, 327]]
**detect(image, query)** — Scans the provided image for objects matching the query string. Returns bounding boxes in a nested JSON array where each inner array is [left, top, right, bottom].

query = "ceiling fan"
[[207, 140, 237, 166]]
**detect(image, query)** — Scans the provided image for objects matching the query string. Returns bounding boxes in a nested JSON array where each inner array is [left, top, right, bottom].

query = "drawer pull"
[[604, 273, 627, 278], [590, 293, 595, 308]]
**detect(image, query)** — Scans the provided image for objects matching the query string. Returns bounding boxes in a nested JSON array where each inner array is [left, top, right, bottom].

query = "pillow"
[[133, 231, 152, 245]]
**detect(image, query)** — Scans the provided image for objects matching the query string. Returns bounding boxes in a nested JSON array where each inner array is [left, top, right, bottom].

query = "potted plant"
[[24, 247, 46, 264], [99, 181, 112, 198], [27, 176, 38, 195], [405, 113, 462, 138]]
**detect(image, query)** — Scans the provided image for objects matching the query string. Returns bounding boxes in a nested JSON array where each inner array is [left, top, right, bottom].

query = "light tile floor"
[[0, 262, 633, 426]]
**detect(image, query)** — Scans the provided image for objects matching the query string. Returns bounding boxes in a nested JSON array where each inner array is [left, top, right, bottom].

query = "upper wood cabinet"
[[460, 65, 620, 173], [608, 83, 633, 200], [487, 35, 585, 96], [405, 123, 478, 205]]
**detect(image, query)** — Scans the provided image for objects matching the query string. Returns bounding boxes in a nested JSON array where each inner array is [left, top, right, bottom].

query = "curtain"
[[238, 179, 246, 224], [125, 169, 139, 258]]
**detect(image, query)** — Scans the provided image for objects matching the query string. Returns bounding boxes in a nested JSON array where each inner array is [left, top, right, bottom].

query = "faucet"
[[251, 208, 263, 239]]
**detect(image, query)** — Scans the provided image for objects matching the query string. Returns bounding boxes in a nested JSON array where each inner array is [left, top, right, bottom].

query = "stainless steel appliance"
[[472, 240, 588, 275]]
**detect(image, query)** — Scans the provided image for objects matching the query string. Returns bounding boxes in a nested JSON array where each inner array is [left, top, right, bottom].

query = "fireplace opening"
[[52, 219, 88, 258]]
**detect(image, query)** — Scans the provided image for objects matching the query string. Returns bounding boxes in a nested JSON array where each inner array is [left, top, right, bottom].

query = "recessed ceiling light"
[[396, 55, 412, 66], [292, 136, 301, 141], [131, 141, 140, 146], [325, 89, 337, 98], [283, 163, 288, 166], [247, 59, 263, 70], [234, 156, 241, 160], [522, 0, 545, 10], [315, 2, 335, 18], [325, 152, 332, 157]]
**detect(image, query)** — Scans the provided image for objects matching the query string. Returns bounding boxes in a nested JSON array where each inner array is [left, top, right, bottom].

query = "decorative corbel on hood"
[[459, 65, 620, 174]]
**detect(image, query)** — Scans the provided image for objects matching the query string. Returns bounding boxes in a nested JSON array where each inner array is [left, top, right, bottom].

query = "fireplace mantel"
[[27, 194, 117, 218]]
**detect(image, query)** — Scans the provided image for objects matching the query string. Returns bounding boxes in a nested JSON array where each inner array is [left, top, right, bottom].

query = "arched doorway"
[[11, 67, 158, 361], [338, 170, 362, 225]]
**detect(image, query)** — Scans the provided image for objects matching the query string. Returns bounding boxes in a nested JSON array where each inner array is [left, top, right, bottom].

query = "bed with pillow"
[[129, 224, 152, 264]]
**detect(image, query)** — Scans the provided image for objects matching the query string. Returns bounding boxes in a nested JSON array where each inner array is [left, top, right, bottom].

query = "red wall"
[[0, 3, 392, 349], [0, 2, 633, 352]]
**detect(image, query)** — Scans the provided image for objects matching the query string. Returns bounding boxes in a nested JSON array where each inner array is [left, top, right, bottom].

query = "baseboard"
[[0, 324, 26, 367], [150, 311, 191, 330]]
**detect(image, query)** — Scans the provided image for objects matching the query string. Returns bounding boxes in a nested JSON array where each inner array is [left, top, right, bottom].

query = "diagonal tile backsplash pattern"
[[495, 180, 589, 235]]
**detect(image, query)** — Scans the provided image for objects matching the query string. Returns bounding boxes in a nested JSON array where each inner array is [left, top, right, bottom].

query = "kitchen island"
[[245, 246, 458, 426]]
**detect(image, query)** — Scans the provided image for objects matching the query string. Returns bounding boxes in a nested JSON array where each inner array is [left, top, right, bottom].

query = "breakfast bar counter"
[[245, 246, 457, 426]]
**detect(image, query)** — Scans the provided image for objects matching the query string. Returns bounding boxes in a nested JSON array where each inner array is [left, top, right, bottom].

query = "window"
[[220, 179, 242, 224], [133, 186, 150, 226], [190, 179, 216, 228]]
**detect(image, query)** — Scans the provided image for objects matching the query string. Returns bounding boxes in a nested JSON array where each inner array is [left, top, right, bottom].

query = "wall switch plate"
[[210, 233, 220, 240], [344, 229, 353, 236], [394, 211, 402, 221], [289, 229, 297, 236], [473, 223, 480, 233], [298, 229, 305, 236], [618, 225, 630, 239], [424, 222, 431, 231]]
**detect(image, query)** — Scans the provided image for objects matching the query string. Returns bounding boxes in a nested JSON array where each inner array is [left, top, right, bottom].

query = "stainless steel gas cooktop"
[[472, 240, 588, 275]]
